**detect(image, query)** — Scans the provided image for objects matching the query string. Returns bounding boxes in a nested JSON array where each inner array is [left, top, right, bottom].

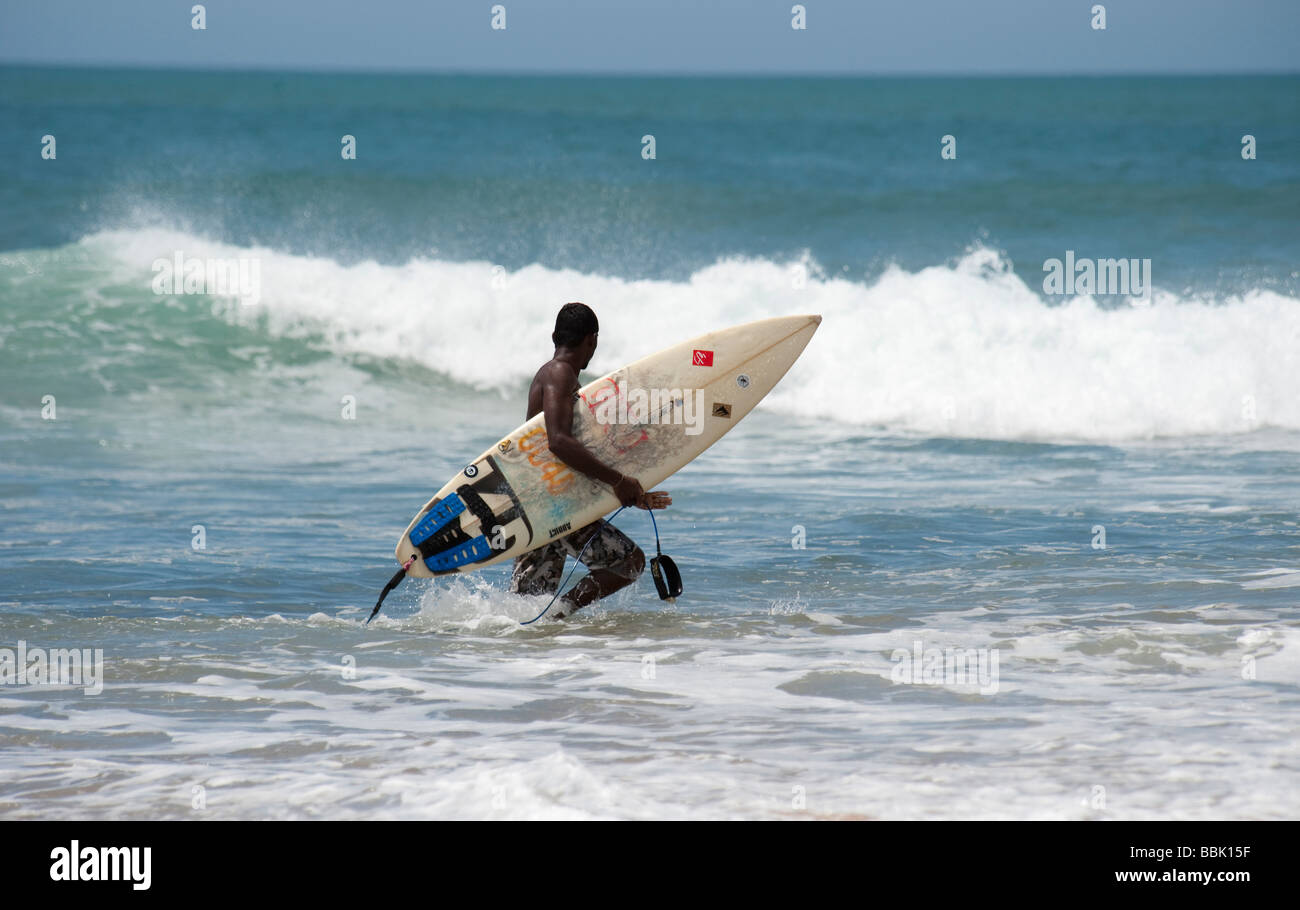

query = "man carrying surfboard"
[[509, 303, 671, 617], [375, 311, 818, 626]]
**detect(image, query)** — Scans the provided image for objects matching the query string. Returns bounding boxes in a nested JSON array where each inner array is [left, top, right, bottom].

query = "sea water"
[[1, 68, 1297, 818]]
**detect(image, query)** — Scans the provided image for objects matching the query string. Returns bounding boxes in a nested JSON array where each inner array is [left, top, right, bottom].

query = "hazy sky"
[[1, 0, 1296, 75]]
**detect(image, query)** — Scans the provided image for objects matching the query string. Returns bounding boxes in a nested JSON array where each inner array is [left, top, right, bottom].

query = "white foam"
[[1242, 569, 1300, 590], [86, 229, 1300, 442]]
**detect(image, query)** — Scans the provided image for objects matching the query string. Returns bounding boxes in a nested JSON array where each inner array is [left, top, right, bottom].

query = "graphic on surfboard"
[[395, 314, 822, 578]]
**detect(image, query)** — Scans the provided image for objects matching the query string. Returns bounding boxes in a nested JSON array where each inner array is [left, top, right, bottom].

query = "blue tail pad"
[[424, 535, 494, 572], [409, 495, 466, 547]]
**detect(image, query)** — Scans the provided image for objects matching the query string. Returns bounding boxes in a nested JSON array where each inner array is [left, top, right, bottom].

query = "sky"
[[0, 0, 1296, 75]]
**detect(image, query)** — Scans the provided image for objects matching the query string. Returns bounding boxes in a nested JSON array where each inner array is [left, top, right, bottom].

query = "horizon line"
[[2, 59, 1298, 80]]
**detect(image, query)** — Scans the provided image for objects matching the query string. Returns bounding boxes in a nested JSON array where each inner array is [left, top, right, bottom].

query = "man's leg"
[[508, 542, 566, 597], [554, 521, 645, 617]]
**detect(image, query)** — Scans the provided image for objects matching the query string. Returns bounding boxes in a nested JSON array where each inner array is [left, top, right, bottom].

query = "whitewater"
[[55, 227, 1300, 442]]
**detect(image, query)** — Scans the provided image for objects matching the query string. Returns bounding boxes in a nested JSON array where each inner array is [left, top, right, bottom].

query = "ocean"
[[1, 67, 1297, 819]]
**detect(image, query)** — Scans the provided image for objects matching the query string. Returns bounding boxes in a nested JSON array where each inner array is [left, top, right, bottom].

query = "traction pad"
[[406, 457, 533, 574], [408, 495, 466, 547]]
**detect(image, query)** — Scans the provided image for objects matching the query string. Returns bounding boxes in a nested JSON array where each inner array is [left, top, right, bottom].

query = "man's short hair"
[[553, 302, 599, 348]]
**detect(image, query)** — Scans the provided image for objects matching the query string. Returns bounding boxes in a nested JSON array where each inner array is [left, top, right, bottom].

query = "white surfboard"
[[396, 314, 821, 577]]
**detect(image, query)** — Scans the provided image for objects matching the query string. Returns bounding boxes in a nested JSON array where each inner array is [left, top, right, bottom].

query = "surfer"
[[509, 302, 671, 617]]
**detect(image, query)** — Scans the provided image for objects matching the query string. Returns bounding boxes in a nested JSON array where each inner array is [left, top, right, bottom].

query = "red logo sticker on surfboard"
[[692, 349, 714, 367]]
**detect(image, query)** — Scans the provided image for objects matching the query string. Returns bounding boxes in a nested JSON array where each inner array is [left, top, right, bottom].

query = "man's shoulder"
[[536, 359, 578, 387]]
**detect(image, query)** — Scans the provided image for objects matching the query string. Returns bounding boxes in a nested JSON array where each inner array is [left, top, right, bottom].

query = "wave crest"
[[67, 229, 1300, 441]]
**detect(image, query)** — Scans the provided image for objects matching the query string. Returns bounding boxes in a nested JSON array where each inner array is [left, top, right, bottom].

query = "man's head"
[[552, 302, 598, 368]]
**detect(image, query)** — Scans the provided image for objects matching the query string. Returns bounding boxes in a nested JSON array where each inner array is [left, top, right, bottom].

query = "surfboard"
[[395, 314, 821, 578]]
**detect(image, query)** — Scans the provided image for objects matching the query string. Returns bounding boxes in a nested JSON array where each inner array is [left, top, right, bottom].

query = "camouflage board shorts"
[[509, 519, 642, 596]]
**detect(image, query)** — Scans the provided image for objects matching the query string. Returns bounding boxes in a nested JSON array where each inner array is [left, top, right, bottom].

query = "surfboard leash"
[[366, 553, 418, 625], [520, 507, 628, 625], [520, 505, 682, 625], [645, 506, 683, 604]]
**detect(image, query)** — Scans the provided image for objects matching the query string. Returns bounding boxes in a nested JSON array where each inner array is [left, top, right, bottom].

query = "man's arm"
[[539, 363, 666, 509]]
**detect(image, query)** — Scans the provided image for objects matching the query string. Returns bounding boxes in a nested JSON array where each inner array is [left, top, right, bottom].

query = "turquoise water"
[[4, 68, 1297, 288], [1, 68, 1298, 819]]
